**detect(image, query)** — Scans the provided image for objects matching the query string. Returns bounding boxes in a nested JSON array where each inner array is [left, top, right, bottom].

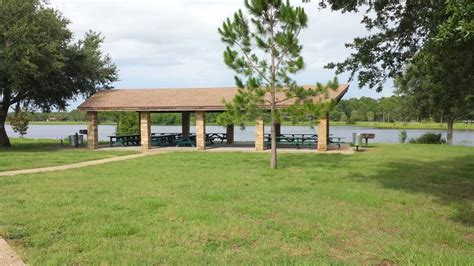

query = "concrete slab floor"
[[97, 142, 355, 154]]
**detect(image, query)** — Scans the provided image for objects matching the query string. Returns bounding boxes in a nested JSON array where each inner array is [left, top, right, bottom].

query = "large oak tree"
[[309, 0, 473, 143], [0, 0, 118, 147]]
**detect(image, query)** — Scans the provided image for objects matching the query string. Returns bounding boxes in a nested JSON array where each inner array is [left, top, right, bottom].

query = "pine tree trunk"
[[0, 107, 11, 148], [271, 113, 277, 169], [447, 117, 454, 145]]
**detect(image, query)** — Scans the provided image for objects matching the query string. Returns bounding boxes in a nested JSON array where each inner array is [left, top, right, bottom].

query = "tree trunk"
[[0, 107, 11, 148], [447, 117, 454, 145], [271, 116, 277, 169]]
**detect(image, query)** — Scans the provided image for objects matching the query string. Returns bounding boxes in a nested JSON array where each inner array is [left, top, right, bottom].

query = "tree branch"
[[275, 95, 297, 104], [275, 27, 302, 72], [233, 41, 271, 84]]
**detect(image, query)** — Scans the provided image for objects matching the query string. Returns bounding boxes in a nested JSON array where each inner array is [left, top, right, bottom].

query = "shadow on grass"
[[277, 146, 474, 226], [347, 154, 474, 226], [0, 139, 79, 153]]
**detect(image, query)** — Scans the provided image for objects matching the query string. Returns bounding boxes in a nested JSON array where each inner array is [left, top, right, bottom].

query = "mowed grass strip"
[[329, 121, 474, 130], [0, 139, 136, 171], [0, 144, 473, 264]]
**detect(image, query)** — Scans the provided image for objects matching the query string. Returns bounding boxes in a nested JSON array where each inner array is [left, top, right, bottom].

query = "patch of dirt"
[[0, 238, 25, 266]]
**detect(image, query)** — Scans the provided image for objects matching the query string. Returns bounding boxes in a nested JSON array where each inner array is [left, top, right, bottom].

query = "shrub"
[[10, 109, 29, 138], [409, 133, 446, 144], [116, 112, 139, 135], [399, 130, 407, 143], [346, 118, 356, 125]]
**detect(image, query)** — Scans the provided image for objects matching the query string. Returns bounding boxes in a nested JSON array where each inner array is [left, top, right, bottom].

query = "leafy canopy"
[[0, 0, 117, 110], [0, 0, 118, 147], [318, 0, 472, 92]]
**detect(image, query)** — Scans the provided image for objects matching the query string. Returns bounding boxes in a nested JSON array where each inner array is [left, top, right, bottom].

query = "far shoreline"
[[10, 121, 474, 131]]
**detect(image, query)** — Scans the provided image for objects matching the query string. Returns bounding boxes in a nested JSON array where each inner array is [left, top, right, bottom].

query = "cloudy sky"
[[48, 0, 395, 109]]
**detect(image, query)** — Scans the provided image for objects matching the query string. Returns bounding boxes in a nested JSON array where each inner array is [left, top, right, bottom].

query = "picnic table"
[[174, 133, 227, 147], [265, 134, 318, 149], [175, 134, 196, 147], [265, 134, 346, 150], [107, 132, 229, 148], [108, 134, 140, 147], [151, 133, 182, 146], [329, 136, 345, 149], [206, 133, 227, 144]]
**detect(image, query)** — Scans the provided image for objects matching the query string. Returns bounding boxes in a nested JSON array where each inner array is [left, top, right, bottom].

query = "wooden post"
[[326, 113, 330, 142], [317, 112, 329, 151], [226, 124, 234, 144], [138, 111, 141, 133], [87, 111, 98, 149], [182, 112, 190, 138], [196, 111, 206, 150], [255, 117, 265, 151], [140, 111, 151, 151], [275, 123, 281, 136]]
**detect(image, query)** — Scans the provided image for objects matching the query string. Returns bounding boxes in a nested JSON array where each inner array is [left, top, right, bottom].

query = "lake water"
[[5, 124, 474, 146]]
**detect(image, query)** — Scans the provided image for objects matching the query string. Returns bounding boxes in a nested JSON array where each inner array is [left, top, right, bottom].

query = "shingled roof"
[[77, 84, 349, 112]]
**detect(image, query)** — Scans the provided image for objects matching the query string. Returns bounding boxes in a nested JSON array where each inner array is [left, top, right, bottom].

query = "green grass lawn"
[[0, 138, 136, 171], [330, 121, 474, 130], [0, 144, 473, 264]]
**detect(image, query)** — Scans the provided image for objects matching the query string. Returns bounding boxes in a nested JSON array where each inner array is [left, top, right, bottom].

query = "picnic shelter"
[[77, 85, 349, 151]]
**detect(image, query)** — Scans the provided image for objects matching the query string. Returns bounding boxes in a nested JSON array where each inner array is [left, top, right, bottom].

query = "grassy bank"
[[26, 121, 114, 125], [0, 139, 136, 171], [0, 144, 473, 264], [330, 121, 474, 130], [20, 121, 474, 130]]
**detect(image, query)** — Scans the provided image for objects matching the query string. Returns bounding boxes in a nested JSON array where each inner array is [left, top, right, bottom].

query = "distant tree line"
[[331, 96, 474, 124], [6, 111, 222, 125], [7, 95, 473, 126]]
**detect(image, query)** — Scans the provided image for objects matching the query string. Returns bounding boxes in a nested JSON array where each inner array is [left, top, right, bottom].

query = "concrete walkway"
[[0, 239, 25, 266], [0, 145, 354, 177], [0, 150, 169, 177]]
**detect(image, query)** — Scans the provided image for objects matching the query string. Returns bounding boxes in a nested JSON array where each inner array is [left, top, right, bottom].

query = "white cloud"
[[48, 0, 394, 109]]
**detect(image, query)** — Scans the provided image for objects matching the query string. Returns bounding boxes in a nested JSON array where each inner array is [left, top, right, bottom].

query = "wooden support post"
[[275, 123, 281, 136], [87, 111, 98, 149], [255, 117, 265, 151], [140, 111, 151, 151], [326, 113, 330, 142], [226, 124, 234, 144], [138, 111, 141, 133], [317, 112, 329, 151], [182, 112, 190, 138], [196, 111, 206, 150]]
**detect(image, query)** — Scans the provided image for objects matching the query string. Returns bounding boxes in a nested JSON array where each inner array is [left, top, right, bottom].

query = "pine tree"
[[218, 0, 337, 169]]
